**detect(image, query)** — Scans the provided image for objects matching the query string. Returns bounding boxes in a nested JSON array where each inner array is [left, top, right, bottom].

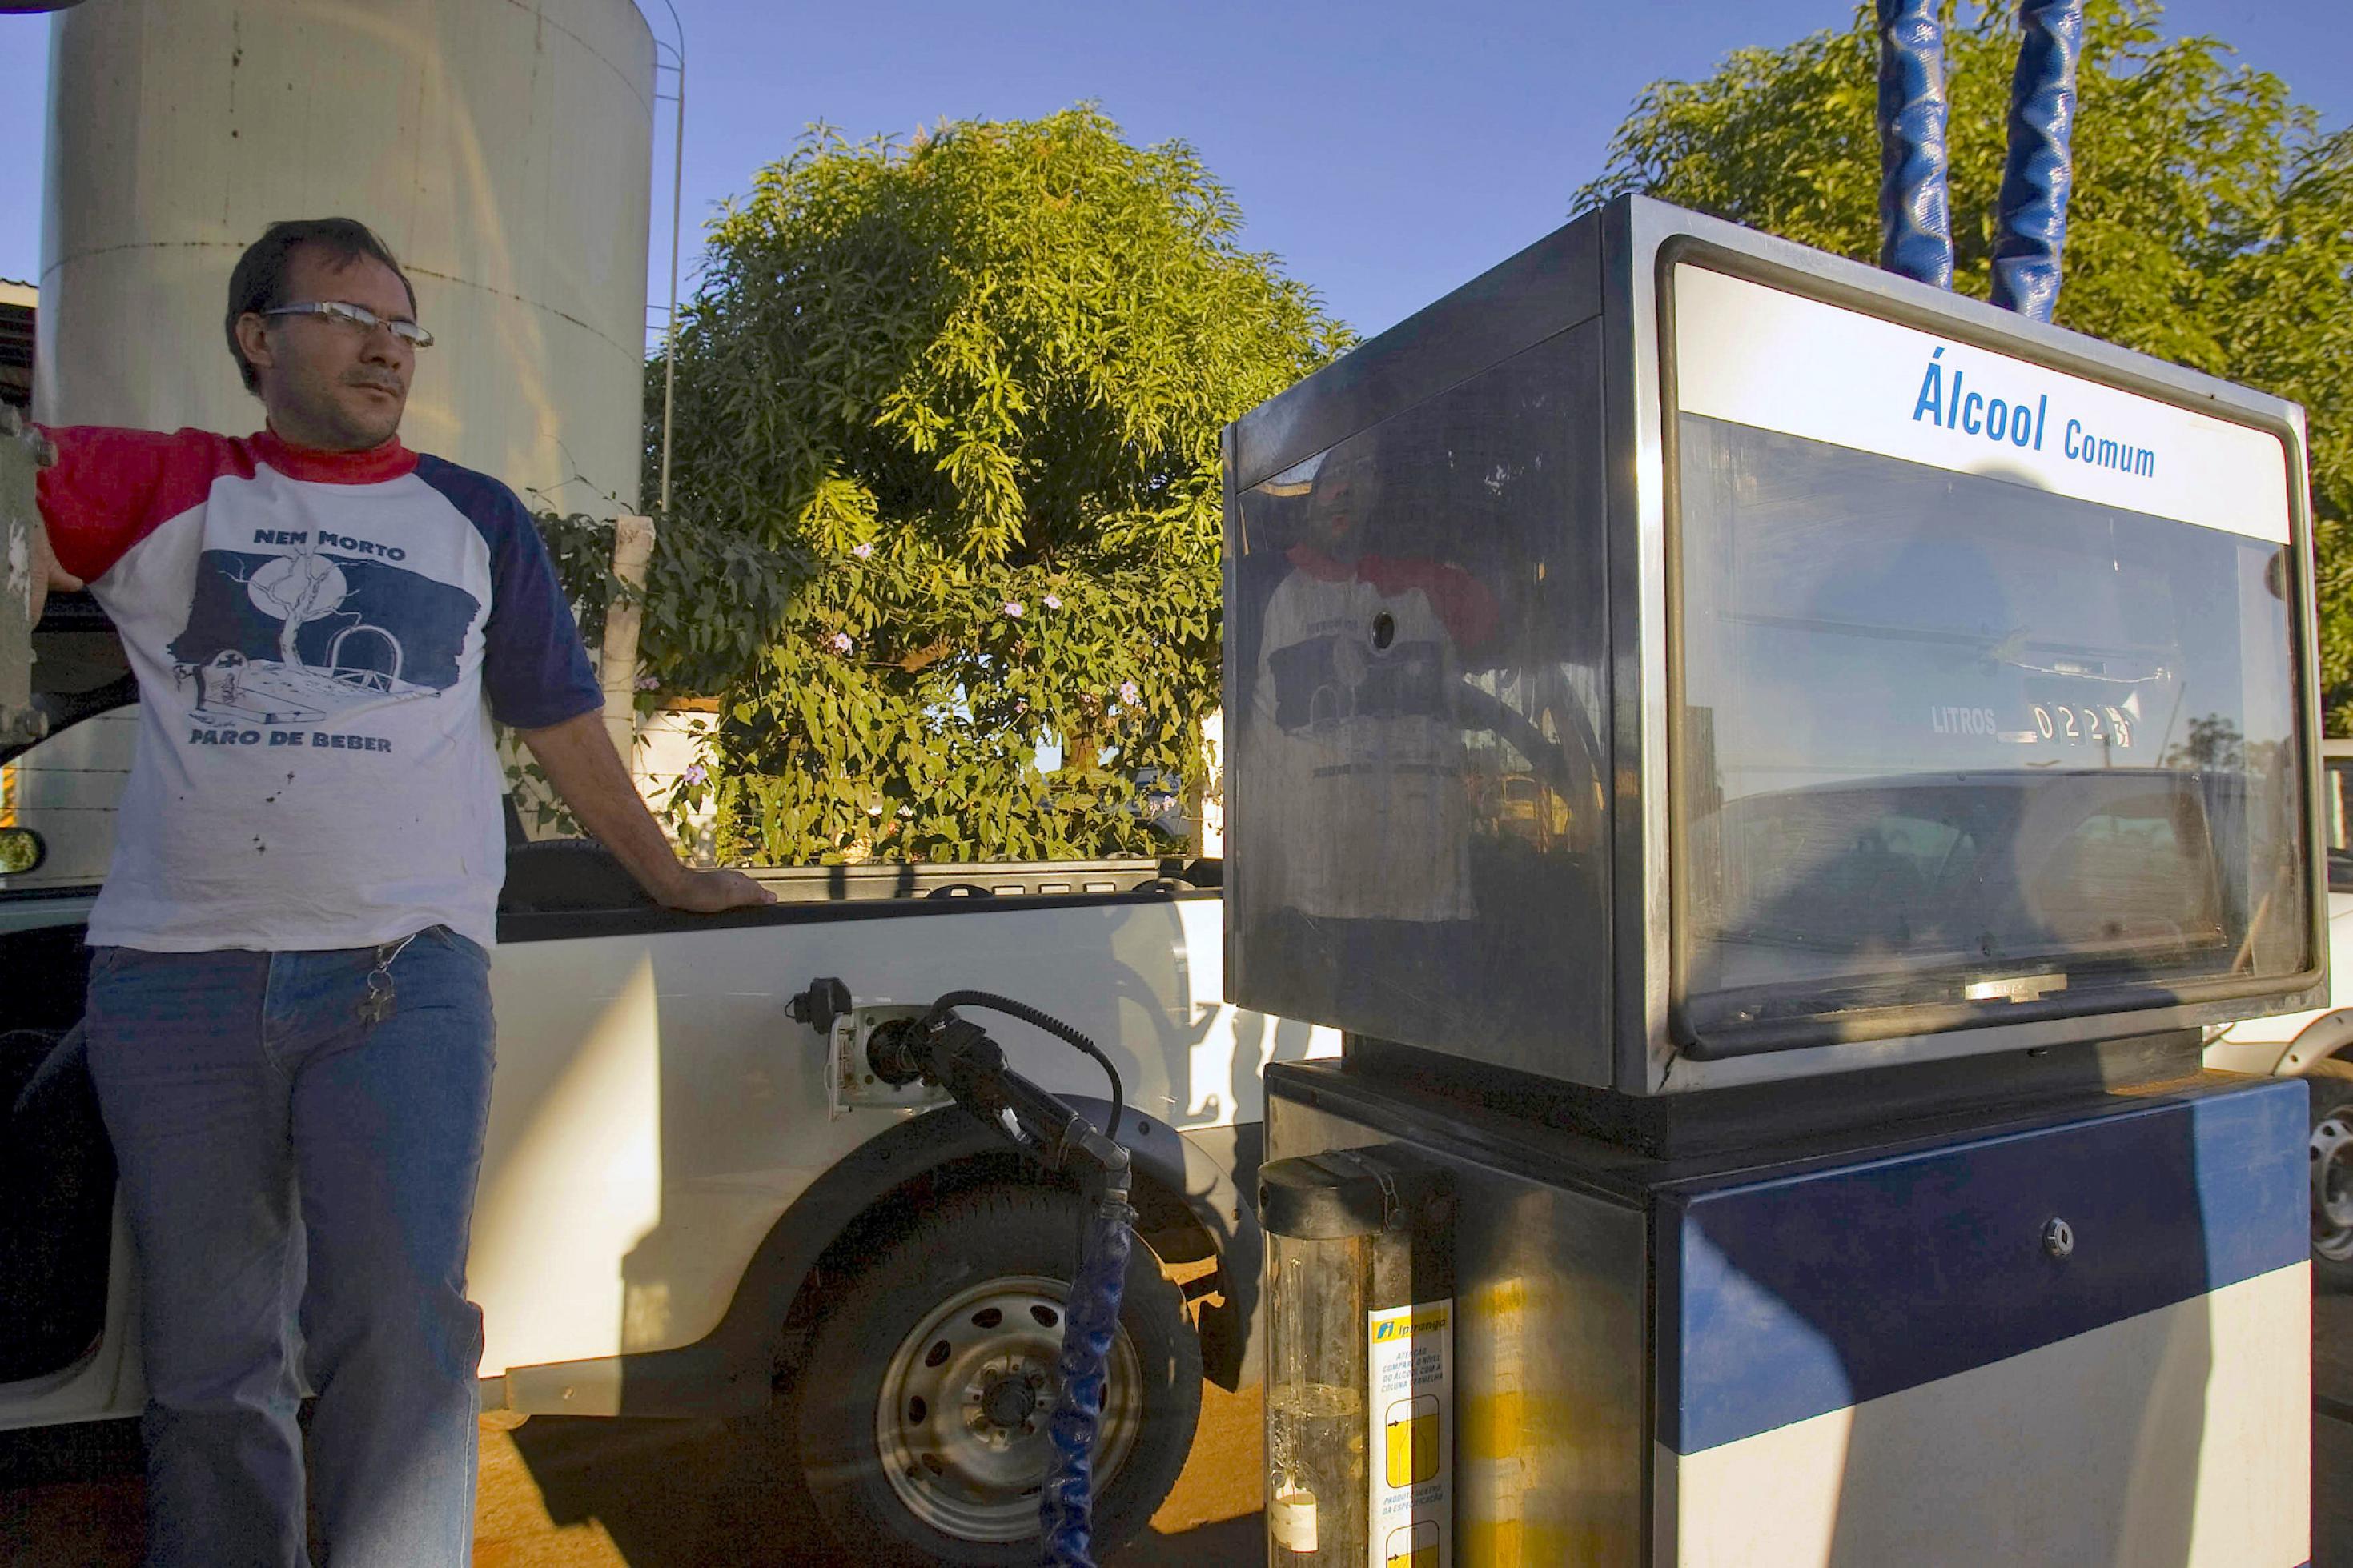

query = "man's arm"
[[517, 709, 774, 913]]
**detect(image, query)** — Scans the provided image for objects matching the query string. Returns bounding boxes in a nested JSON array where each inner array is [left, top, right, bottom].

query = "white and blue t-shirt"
[[37, 425, 604, 952]]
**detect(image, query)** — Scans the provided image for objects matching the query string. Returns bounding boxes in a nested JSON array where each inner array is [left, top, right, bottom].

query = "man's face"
[[1307, 451, 1379, 555], [236, 246, 417, 450]]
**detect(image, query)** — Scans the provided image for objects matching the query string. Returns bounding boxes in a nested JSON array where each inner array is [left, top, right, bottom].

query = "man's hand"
[[22, 427, 78, 628], [648, 864, 775, 914], [30, 518, 80, 628], [518, 709, 777, 913]]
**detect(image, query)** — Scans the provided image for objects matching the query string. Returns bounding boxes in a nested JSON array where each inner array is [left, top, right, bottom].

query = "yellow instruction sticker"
[[1367, 1301, 1450, 1568]]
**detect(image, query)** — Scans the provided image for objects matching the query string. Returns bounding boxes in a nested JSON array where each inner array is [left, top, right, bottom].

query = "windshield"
[[1675, 413, 2308, 1040]]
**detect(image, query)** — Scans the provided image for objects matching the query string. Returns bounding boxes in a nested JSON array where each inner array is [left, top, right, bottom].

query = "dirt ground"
[[6, 1300, 2347, 1565], [468, 1374, 1263, 1566], [0, 1374, 1263, 1566]]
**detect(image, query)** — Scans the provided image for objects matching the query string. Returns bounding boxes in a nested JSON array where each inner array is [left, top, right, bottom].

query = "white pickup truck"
[[0, 596, 1336, 1566], [2205, 736, 2353, 1289]]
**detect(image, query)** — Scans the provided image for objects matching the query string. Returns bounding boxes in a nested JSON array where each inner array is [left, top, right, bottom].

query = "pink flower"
[[1002, 600, 1025, 619], [1042, 593, 1062, 610], [683, 763, 708, 786], [829, 632, 854, 654], [633, 674, 661, 691], [851, 542, 873, 559], [1118, 680, 1141, 705]]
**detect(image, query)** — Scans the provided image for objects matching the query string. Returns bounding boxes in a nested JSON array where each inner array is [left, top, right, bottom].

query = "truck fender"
[[2279, 1010, 2353, 1076], [497, 1101, 1263, 1418]]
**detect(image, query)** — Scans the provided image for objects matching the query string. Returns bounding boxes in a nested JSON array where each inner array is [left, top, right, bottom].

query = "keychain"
[[359, 932, 420, 1025]]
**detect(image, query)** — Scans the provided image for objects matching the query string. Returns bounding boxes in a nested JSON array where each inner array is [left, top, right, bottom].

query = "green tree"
[[642, 106, 1347, 863], [1576, 1, 2353, 721]]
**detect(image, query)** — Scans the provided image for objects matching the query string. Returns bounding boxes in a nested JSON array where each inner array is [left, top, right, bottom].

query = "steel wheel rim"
[[874, 1272, 1145, 1543], [2313, 1113, 2353, 1261]]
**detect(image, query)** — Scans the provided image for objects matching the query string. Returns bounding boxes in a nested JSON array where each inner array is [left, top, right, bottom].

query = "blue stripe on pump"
[[1657, 1077, 2307, 1454]]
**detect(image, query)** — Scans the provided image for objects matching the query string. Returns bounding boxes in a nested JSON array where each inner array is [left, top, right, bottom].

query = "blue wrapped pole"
[[1990, 0, 2086, 321], [1038, 1195, 1135, 1568], [1875, 0, 1954, 288]]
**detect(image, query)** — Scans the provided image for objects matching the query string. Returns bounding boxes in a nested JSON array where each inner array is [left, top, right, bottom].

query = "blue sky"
[[1, 1, 2345, 341]]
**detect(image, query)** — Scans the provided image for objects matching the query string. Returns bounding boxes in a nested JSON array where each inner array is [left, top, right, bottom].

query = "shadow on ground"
[[0, 1384, 1263, 1566], [483, 1378, 1266, 1565], [10, 1301, 2347, 1565]]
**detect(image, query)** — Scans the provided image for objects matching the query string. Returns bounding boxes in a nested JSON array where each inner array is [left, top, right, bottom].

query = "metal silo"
[[35, 0, 655, 518]]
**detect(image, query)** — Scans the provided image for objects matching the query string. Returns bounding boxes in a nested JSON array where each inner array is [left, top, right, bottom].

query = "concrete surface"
[[4, 1297, 2343, 1564]]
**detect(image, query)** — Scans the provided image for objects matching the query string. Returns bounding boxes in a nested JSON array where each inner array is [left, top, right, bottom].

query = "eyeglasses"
[[261, 300, 435, 349]]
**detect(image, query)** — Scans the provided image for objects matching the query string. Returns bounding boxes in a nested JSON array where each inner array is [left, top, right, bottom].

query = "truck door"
[[1, 704, 139, 1429]]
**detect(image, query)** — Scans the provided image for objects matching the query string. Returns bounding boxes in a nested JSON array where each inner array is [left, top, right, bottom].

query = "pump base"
[[1266, 1055, 2310, 1566]]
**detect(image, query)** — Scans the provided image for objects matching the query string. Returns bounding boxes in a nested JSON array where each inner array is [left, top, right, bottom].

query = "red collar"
[[1285, 543, 1359, 581], [250, 427, 418, 484]]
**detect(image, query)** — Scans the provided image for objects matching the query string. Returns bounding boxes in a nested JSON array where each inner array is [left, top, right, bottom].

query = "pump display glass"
[[1674, 414, 2307, 1042]]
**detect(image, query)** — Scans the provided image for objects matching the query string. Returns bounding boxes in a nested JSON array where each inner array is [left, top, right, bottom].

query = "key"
[[359, 971, 395, 1025], [357, 933, 415, 1026]]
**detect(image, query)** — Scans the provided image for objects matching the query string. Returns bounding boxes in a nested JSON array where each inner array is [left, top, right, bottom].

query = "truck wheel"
[[793, 1183, 1203, 1565], [2311, 1060, 2353, 1292]]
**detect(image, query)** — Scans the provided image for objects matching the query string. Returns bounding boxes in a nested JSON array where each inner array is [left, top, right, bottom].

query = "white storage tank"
[[35, 0, 655, 518]]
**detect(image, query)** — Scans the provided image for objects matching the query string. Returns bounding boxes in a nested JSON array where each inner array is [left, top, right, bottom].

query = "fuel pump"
[[787, 979, 1134, 1568], [1223, 10, 2318, 1556]]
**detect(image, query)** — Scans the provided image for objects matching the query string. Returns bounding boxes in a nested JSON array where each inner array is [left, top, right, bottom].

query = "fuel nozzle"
[[869, 1007, 1128, 1196], [789, 977, 1130, 1197], [864, 1016, 932, 1086]]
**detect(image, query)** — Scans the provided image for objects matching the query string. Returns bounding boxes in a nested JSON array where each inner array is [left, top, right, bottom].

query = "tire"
[[0, 1029, 115, 1382], [2310, 1059, 2353, 1292], [792, 1183, 1203, 1566]]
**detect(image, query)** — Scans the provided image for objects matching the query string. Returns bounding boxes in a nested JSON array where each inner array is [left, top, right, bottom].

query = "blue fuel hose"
[[1990, 0, 2086, 321], [1875, 0, 1954, 288], [1038, 1193, 1137, 1567], [885, 985, 1134, 1567]]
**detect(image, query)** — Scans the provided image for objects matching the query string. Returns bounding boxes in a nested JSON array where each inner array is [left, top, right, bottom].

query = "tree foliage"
[[536, 507, 804, 702], [642, 106, 1348, 862], [1576, 0, 2353, 721]]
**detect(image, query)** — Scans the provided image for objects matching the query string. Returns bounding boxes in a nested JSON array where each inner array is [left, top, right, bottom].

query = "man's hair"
[[224, 218, 417, 394]]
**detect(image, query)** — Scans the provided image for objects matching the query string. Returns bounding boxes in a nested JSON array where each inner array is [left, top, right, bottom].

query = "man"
[[30, 217, 773, 1566]]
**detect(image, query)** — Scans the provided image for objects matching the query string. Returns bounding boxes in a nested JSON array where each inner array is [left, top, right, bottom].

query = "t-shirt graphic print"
[[36, 426, 603, 952], [171, 532, 478, 735]]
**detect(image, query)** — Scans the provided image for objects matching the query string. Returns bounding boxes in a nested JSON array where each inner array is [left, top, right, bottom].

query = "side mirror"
[[0, 826, 46, 876]]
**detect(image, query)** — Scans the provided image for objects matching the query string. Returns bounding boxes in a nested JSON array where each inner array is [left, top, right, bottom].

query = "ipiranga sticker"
[[1367, 1301, 1451, 1568]]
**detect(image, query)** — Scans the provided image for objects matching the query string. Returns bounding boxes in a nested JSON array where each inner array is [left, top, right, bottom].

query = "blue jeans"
[[82, 928, 496, 1568]]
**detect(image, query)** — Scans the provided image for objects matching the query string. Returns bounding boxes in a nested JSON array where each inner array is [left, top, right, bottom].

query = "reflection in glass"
[[1227, 328, 1609, 1057], [1676, 416, 2306, 1037]]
